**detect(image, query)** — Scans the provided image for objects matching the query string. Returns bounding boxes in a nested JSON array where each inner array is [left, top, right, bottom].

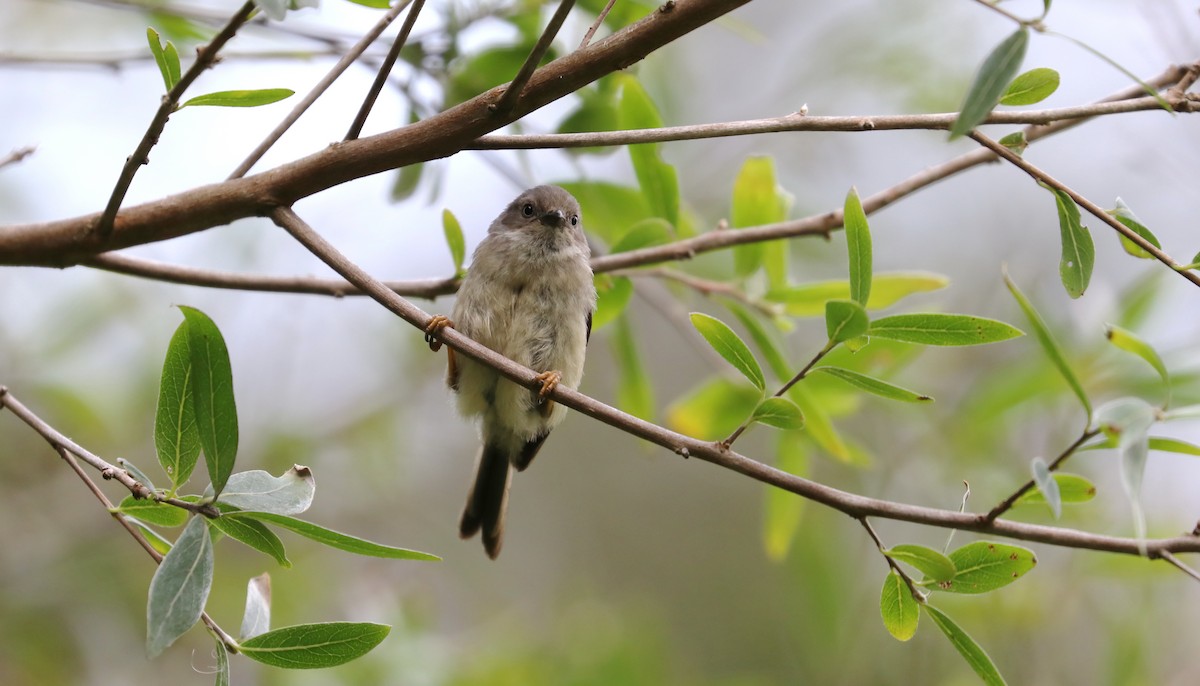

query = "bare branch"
[[968, 130, 1200, 288], [229, 0, 415, 179], [266, 208, 1200, 558], [492, 0, 577, 116], [0, 145, 36, 169], [345, 0, 428, 141], [96, 1, 257, 238], [1160, 551, 1200, 584], [579, 0, 618, 49], [985, 428, 1101, 522]]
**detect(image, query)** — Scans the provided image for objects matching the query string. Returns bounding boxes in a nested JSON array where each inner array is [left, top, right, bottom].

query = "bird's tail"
[[459, 441, 512, 559]]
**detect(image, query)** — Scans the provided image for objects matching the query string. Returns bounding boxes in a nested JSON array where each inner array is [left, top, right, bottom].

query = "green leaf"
[[880, 571, 920, 642], [208, 466, 315, 516], [812, 366, 932, 403], [156, 321, 201, 491], [146, 27, 180, 92], [180, 89, 295, 109], [1015, 472, 1096, 506], [610, 218, 674, 253], [146, 516, 214, 658], [178, 306, 239, 498], [765, 272, 949, 317], [726, 302, 792, 382], [924, 605, 1008, 686], [689, 313, 766, 391], [884, 544, 956, 582], [617, 75, 679, 226], [240, 573, 271, 641], [442, 209, 466, 277], [1049, 187, 1094, 299], [751, 397, 805, 430], [1106, 324, 1169, 405], [342, 0, 392, 8], [1000, 67, 1060, 105], [115, 495, 189, 528], [934, 541, 1037, 594], [763, 433, 807, 561], [667, 378, 762, 440], [1052, 32, 1173, 113], [445, 45, 530, 106], [869, 313, 1024, 346], [557, 85, 620, 156], [951, 28, 1029, 138], [128, 518, 175, 556], [998, 131, 1028, 155], [1149, 436, 1200, 456], [209, 507, 290, 567], [391, 163, 424, 202], [1004, 274, 1091, 417], [825, 299, 869, 343], [731, 156, 791, 281], [786, 384, 853, 463], [591, 275, 634, 331], [224, 511, 440, 560], [1109, 198, 1161, 259], [1030, 457, 1061, 519], [843, 187, 872, 306], [239, 622, 390, 669], [557, 182, 651, 246], [612, 314, 655, 422]]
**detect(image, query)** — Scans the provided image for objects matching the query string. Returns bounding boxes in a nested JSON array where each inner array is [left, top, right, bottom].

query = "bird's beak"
[[539, 209, 565, 227]]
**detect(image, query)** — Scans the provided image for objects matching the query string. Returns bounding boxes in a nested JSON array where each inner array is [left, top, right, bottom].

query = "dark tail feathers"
[[459, 442, 512, 559]]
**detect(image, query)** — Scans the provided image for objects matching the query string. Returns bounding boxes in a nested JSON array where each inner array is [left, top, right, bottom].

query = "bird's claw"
[[424, 315, 453, 352], [534, 370, 562, 401]]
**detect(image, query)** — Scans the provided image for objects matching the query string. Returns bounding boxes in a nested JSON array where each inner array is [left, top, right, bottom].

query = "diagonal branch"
[[968, 130, 1200, 288], [345, 0, 427, 141], [96, 1, 257, 237], [267, 206, 1200, 558], [492, 0, 577, 116]]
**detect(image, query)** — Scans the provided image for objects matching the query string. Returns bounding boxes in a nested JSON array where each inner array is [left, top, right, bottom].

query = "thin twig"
[[970, 0, 1043, 30], [722, 340, 835, 448], [228, 0, 414, 179], [492, 0, 577, 116], [96, 1, 257, 238], [0, 145, 36, 169], [578, 0, 618, 49], [968, 130, 1200, 289], [860, 517, 927, 602], [984, 428, 1101, 522], [345, 0, 427, 141], [1159, 551, 1200, 584], [267, 208, 1200, 558], [621, 267, 781, 318]]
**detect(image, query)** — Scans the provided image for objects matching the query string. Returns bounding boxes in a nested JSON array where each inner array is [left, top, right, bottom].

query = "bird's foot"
[[534, 370, 562, 400], [424, 315, 453, 352]]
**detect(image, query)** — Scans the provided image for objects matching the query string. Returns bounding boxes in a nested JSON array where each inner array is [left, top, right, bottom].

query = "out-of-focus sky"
[[2, 0, 1199, 684]]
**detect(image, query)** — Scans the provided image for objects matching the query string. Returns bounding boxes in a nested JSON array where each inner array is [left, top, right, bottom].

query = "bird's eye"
[[521, 203, 535, 217], [570, 215, 579, 226]]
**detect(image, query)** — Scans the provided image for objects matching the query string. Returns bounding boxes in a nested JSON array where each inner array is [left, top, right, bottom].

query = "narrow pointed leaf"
[[1030, 457, 1061, 518], [1000, 67, 1060, 105], [825, 299, 869, 343], [442, 209, 466, 276], [667, 378, 761, 440], [156, 321, 201, 489], [180, 89, 295, 109], [241, 573, 272, 641], [115, 495, 189, 528], [787, 384, 853, 463], [1016, 472, 1096, 505], [612, 314, 655, 421], [208, 466, 315, 516], [690, 313, 765, 390], [765, 272, 949, 317], [239, 622, 390, 669], [1095, 397, 1155, 547], [1149, 436, 1200, 456], [726, 302, 792, 382], [732, 156, 791, 283], [884, 544, 956, 582], [178, 306, 238, 498], [209, 509, 290, 567], [751, 396, 805, 430], [812, 366, 932, 403], [924, 605, 1008, 686], [1049, 188, 1094, 299], [1004, 274, 1091, 417], [843, 187, 872, 305], [224, 511, 439, 560], [869, 313, 1023, 346], [764, 433, 807, 561], [951, 28, 1029, 138], [147, 516, 214, 658], [146, 28, 180, 91], [934, 541, 1037, 594], [1110, 199, 1161, 259], [1106, 324, 1169, 398], [618, 76, 679, 226], [880, 571, 920, 641], [129, 518, 175, 556]]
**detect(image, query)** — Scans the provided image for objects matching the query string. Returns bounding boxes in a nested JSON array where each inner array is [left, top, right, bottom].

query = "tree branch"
[[984, 428, 1101, 522], [344, 0, 427, 141], [267, 207, 1200, 558], [95, 1, 257, 237], [492, 0, 577, 116]]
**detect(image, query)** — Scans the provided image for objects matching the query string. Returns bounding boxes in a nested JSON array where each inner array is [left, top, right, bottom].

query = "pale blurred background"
[[2, 0, 1200, 684]]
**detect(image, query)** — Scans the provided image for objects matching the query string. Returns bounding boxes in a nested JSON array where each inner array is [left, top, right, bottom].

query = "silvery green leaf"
[[207, 466, 315, 515]]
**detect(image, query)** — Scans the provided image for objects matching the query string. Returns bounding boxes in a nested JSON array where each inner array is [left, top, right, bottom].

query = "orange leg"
[[424, 315, 453, 352], [534, 370, 562, 400]]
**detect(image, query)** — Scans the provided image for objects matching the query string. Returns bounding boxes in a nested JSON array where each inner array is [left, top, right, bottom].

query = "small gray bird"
[[425, 185, 596, 559]]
